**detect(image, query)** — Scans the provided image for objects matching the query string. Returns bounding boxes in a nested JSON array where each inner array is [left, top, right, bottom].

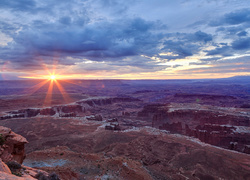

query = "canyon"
[[0, 78, 249, 179]]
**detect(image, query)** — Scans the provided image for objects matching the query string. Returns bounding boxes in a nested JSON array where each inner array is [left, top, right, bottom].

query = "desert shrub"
[[35, 172, 61, 180], [6, 161, 22, 171], [49, 172, 61, 180], [6, 161, 22, 177], [12, 172, 22, 177], [35, 172, 49, 180], [0, 134, 5, 146]]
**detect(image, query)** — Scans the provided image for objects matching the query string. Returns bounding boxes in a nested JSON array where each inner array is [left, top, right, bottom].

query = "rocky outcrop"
[[141, 104, 250, 154], [0, 171, 36, 180], [59, 112, 76, 117], [152, 109, 250, 128], [0, 126, 53, 179], [159, 122, 183, 134], [40, 108, 56, 116], [61, 105, 82, 113], [172, 93, 240, 107], [138, 104, 168, 120], [0, 158, 11, 174], [243, 145, 250, 154], [174, 93, 237, 100], [0, 159, 50, 180], [1, 96, 140, 120], [86, 115, 103, 121], [105, 122, 121, 131], [77, 97, 141, 107], [0, 126, 28, 164]]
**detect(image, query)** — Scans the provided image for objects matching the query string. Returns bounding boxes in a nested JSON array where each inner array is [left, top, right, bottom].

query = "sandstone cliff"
[[0, 126, 52, 180]]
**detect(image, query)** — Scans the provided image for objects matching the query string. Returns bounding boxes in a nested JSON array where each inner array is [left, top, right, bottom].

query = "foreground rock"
[[0, 126, 54, 180], [0, 126, 28, 164]]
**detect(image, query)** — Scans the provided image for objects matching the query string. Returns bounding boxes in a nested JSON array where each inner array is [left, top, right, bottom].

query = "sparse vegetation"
[[35, 172, 49, 180], [6, 161, 22, 177], [49, 172, 60, 180], [12, 172, 22, 177], [6, 161, 22, 171], [35, 172, 61, 180]]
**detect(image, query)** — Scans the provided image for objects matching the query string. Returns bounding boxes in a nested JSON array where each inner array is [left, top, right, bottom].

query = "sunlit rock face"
[[0, 158, 11, 174], [0, 126, 51, 180], [0, 126, 28, 164]]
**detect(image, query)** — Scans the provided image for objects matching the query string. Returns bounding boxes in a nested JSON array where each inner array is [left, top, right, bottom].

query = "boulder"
[[0, 126, 28, 164]]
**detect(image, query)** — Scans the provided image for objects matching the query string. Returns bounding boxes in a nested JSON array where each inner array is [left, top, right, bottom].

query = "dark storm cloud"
[[232, 37, 250, 50], [205, 45, 232, 56], [162, 31, 213, 59], [216, 26, 245, 37], [209, 8, 250, 26], [15, 17, 159, 57], [0, 0, 250, 76], [205, 36, 250, 57], [0, 15, 166, 70]]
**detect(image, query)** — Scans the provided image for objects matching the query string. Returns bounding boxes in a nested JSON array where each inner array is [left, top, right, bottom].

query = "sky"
[[0, 0, 250, 80]]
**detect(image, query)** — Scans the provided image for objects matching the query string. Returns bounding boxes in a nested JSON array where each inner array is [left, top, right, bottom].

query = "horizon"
[[0, 74, 249, 81]]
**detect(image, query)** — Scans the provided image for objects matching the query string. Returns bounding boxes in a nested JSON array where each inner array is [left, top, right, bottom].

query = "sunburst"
[[26, 69, 72, 107], [50, 75, 56, 80]]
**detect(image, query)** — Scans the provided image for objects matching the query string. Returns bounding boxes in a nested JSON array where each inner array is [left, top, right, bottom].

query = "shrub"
[[6, 161, 22, 171], [12, 172, 22, 177], [35, 172, 61, 180], [49, 172, 60, 180], [6, 161, 22, 177], [35, 172, 49, 180]]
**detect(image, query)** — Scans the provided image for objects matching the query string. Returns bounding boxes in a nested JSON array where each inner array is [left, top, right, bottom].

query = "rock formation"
[[1, 96, 141, 120], [0, 126, 53, 179], [0, 126, 28, 164], [139, 103, 250, 154]]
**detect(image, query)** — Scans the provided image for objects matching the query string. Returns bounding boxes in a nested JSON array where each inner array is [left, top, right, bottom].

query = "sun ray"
[[25, 79, 50, 96], [43, 79, 54, 107], [54, 79, 72, 103], [62, 79, 90, 88]]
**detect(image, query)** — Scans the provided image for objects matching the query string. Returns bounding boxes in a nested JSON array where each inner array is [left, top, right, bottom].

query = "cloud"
[[0, 14, 167, 71], [205, 36, 250, 57], [162, 31, 213, 59], [205, 45, 232, 56], [237, 31, 248, 37], [232, 37, 250, 50], [209, 8, 250, 26], [0, 0, 250, 78]]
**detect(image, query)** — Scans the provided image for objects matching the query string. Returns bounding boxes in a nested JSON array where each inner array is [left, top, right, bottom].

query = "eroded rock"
[[0, 126, 28, 164]]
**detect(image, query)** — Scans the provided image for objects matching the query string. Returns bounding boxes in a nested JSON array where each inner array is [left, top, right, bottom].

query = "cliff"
[[0, 126, 53, 179]]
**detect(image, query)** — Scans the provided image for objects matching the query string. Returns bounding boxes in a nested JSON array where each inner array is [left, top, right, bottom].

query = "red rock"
[[0, 126, 28, 164], [0, 159, 11, 174], [0, 171, 36, 180]]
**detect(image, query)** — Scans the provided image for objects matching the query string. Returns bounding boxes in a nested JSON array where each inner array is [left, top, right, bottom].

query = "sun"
[[50, 75, 56, 80]]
